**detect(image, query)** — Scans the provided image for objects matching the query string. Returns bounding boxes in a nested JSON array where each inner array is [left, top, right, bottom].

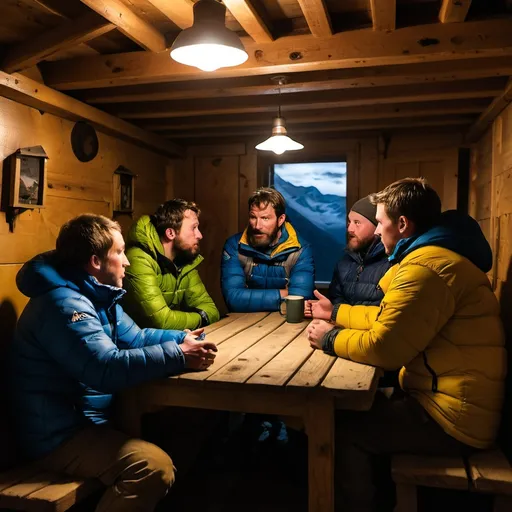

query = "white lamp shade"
[[255, 116, 304, 154], [171, 43, 247, 72], [255, 135, 304, 155], [170, 0, 248, 72]]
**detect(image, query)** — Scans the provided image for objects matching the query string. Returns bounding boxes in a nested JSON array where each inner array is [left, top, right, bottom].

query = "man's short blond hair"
[[56, 214, 121, 267], [370, 177, 441, 234]]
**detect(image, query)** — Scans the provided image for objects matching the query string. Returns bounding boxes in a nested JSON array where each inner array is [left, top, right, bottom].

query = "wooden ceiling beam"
[[1, 12, 115, 74], [465, 78, 512, 143], [296, 0, 332, 37], [0, 71, 183, 157], [139, 99, 490, 131], [79, 0, 167, 52], [109, 78, 504, 119], [144, 0, 194, 29], [162, 116, 473, 139], [76, 56, 512, 104], [40, 18, 512, 90], [439, 0, 472, 23], [222, 0, 273, 43], [370, 0, 396, 31]]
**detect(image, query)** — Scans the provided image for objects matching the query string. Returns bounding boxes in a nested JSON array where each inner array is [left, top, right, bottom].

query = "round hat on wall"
[[71, 121, 99, 162]]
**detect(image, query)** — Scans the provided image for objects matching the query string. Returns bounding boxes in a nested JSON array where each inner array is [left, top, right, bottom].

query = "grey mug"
[[279, 295, 305, 323]]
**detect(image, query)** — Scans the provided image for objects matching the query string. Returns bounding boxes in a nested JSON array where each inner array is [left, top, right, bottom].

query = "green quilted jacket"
[[123, 215, 220, 330]]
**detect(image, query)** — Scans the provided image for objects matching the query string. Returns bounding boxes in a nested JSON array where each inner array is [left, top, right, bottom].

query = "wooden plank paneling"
[[41, 19, 512, 90], [223, 0, 273, 43], [79, 0, 167, 52], [296, 0, 332, 37], [370, 0, 396, 31], [0, 71, 183, 157], [0, 94, 170, 264], [77, 57, 512, 104], [439, 0, 472, 23], [1, 12, 114, 73], [194, 155, 240, 315], [145, 0, 194, 29], [466, 78, 512, 144]]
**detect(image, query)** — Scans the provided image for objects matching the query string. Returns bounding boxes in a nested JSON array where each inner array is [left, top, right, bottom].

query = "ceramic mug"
[[279, 295, 305, 323]]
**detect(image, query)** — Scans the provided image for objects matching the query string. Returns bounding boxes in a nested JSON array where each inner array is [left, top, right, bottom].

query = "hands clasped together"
[[181, 328, 218, 371], [304, 290, 336, 350]]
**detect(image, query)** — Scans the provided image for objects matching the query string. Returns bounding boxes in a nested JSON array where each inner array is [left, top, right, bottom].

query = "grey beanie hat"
[[351, 195, 377, 226]]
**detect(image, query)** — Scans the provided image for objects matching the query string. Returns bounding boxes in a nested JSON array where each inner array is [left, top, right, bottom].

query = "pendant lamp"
[[170, 0, 248, 72], [255, 76, 304, 155]]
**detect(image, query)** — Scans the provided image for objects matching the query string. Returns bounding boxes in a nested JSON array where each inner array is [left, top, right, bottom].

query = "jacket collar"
[[345, 238, 386, 264], [239, 222, 301, 259]]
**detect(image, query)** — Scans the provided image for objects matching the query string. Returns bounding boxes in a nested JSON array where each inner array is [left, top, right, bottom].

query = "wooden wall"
[[470, 103, 512, 343], [0, 95, 172, 355], [175, 129, 461, 316]]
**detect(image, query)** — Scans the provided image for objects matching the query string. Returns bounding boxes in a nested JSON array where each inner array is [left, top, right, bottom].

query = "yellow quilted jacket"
[[333, 243, 506, 449]]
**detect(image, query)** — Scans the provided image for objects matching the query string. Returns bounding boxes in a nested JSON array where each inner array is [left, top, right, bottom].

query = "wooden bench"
[[0, 464, 101, 511], [392, 449, 512, 512]]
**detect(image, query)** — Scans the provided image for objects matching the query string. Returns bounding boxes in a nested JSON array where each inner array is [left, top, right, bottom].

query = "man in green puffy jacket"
[[124, 199, 220, 330]]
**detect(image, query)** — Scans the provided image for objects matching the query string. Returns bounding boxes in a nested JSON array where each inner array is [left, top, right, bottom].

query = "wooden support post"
[[304, 395, 334, 512]]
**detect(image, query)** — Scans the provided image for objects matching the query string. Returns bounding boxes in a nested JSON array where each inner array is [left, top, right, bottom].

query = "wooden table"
[[119, 312, 380, 512]]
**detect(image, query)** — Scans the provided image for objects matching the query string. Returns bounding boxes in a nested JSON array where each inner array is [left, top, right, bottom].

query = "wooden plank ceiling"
[[0, 0, 511, 151]]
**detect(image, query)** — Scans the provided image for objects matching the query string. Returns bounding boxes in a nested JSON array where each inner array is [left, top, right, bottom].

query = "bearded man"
[[123, 199, 220, 330], [221, 187, 314, 312], [305, 195, 389, 319]]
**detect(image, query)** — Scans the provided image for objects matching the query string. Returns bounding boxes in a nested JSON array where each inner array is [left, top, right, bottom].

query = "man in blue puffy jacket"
[[11, 214, 217, 512], [221, 187, 315, 312]]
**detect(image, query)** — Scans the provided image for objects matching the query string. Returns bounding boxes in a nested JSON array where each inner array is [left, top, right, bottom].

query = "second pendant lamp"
[[170, 0, 248, 72], [255, 76, 304, 155]]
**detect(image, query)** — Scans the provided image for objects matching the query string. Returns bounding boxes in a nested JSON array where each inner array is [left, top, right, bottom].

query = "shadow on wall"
[[498, 257, 512, 461], [0, 300, 19, 469]]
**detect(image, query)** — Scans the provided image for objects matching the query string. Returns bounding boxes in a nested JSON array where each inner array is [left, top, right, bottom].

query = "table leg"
[[304, 396, 335, 512], [116, 388, 151, 438]]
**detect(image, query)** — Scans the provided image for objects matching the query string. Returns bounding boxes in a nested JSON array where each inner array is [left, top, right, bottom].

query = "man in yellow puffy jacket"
[[307, 177, 506, 512]]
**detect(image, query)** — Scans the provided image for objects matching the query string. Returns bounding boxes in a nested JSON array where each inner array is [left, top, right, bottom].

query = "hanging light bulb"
[[255, 117, 304, 155], [255, 76, 304, 155], [170, 0, 248, 72]]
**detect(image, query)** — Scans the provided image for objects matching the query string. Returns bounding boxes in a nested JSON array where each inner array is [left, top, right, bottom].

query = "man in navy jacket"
[[11, 214, 217, 512], [221, 187, 315, 312], [306, 195, 389, 317]]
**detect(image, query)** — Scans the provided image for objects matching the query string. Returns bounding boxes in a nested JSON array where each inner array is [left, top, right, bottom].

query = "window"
[[272, 161, 347, 283]]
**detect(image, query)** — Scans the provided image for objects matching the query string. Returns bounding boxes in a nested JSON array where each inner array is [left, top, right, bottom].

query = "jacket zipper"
[[355, 264, 364, 282], [422, 352, 438, 393]]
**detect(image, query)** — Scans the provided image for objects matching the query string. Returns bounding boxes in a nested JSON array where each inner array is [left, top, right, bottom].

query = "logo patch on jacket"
[[70, 311, 91, 323], [222, 250, 231, 261]]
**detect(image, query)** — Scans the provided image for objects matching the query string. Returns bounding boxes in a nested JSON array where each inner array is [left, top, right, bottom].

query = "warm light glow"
[[169, 0, 248, 72], [170, 43, 248, 72], [255, 135, 304, 155]]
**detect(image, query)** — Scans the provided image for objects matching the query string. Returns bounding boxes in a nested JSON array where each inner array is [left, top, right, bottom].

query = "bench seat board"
[[392, 454, 469, 490], [469, 449, 512, 495], [0, 466, 100, 512]]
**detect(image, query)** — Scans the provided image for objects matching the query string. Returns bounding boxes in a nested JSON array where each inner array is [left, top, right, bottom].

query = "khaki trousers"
[[37, 425, 175, 512]]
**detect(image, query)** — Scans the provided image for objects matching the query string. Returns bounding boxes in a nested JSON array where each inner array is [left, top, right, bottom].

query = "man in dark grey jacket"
[[305, 195, 389, 318]]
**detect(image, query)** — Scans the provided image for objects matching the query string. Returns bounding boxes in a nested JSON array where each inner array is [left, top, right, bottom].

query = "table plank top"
[[172, 312, 379, 401]]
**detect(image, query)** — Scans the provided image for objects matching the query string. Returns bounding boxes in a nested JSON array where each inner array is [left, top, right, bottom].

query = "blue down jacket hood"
[[389, 210, 493, 272], [11, 251, 187, 460]]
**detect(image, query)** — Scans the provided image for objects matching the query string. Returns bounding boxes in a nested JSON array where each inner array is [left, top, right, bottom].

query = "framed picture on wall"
[[8, 146, 48, 208], [113, 165, 136, 214]]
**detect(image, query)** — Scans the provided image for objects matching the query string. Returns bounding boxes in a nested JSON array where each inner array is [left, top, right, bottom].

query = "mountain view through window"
[[273, 162, 347, 283]]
